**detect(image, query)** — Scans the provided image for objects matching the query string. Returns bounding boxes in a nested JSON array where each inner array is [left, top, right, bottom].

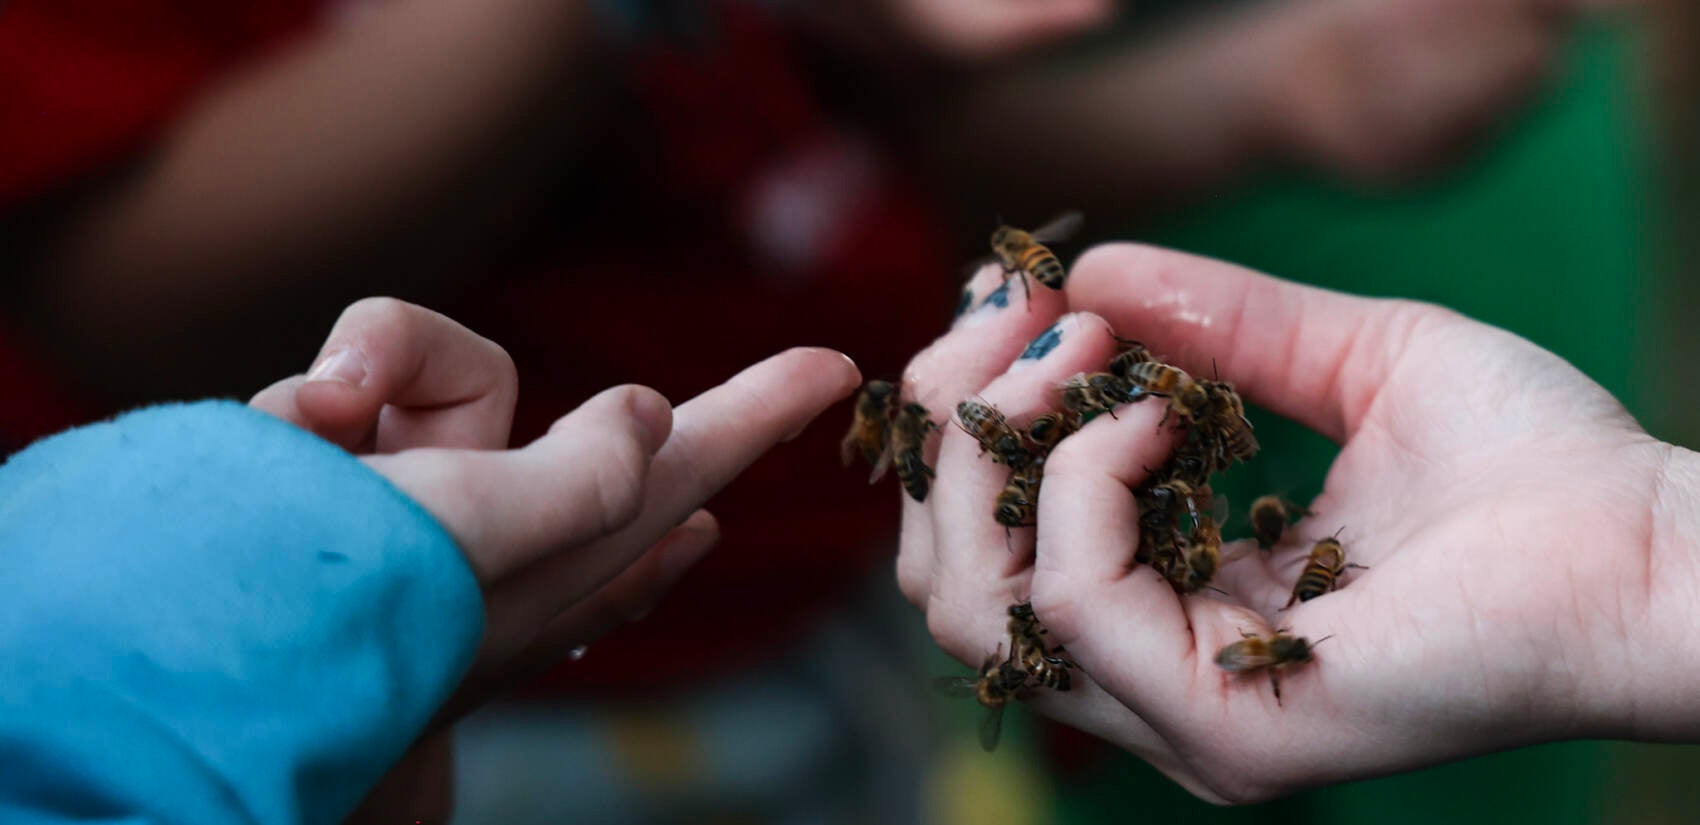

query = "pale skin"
[[899, 244, 1700, 804], [247, 297, 860, 820]]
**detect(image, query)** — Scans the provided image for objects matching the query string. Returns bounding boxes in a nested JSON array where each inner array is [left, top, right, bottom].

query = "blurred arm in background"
[[911, 0, 1620, 219], [5, 0, 600, 404]]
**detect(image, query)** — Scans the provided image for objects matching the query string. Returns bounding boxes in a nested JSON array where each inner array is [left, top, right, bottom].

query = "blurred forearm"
[[11, 0, 599, 402], [917, 8, 1284, 219]]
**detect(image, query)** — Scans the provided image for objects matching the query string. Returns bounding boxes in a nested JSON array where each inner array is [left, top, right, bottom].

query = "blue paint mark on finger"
[[1019, 322, 1064, 360], [983, 280, 1012, 310], [955, 287, 975, 318]]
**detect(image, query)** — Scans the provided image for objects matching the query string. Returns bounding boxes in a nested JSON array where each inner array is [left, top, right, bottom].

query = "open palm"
[[899, 244, 1671, 804]]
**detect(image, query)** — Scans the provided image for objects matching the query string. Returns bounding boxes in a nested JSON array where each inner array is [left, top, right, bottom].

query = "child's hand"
[[252, 298, 860, 714], [900, 247, 1694, 803]]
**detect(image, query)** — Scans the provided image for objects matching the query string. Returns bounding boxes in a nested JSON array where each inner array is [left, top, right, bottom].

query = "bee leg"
[[1270, 670, 1284, 707]]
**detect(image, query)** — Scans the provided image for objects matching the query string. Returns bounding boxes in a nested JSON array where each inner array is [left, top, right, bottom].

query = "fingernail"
[[953, 286, 975, 319], [1018, 317, 1068, 361], [957, 280, 1016, 330], [305, 349, 367, 387]]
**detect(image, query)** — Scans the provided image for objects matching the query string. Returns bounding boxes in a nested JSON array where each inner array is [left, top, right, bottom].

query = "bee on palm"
[[935, 648, 1030, 751], [1283, 531, 1368, 608], [1250, 495, 1312, 549], [1215, 629, 1330, 706], [980, 211, 1085, 304]]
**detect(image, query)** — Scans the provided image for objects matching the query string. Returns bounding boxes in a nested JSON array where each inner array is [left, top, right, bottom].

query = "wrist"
[[1600, 443, 1700, 741]]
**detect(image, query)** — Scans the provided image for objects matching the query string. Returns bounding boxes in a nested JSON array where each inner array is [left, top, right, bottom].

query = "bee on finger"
[[1250, 495, 1312, 549], [1108, 336, 1154, 380], [1283, 531, 1368, 608], [987, 211, 1084, 303], [1008, 603, 1076, 691], [889, 402, 940, 503], [1215, 629, 1329, 706], [994, 463, 1043, 544], [1060, 372, 1139, 426], [934, 647, 1029, 751], [1123, 361, 1209, 430], [1198, 380, 1258, 469], [955, 399, 1032, 469], [840, 380, 897, 481], [1025, 412, 1075, 456], [1141, 479, 1212, 532]]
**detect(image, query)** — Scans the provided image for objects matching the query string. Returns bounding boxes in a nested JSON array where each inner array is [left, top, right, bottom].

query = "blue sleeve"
[[0, 401, 484, 825]]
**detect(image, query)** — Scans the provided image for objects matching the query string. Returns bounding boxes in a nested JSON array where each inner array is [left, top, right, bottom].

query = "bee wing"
[[867, 443, 893, 484], [933, 676, 978, 699], [1210, 494, 1231, 524], [978, 705, 1006, 752], [1216, 646, 1278, 673], [1029, 211, 1084, 244]]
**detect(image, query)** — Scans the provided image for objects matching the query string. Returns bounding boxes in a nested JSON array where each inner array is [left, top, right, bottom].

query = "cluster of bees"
[[840, 214, 1369, 748]]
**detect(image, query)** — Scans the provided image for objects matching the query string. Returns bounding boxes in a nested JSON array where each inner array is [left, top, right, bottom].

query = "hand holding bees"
[[886, 244, 1697, 803]]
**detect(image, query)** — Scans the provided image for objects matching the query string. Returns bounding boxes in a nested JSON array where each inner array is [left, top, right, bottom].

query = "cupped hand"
[[904, 245, 1674, 803]]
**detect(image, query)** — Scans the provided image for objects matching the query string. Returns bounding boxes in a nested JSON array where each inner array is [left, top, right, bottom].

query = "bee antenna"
[[1205, 585, 1231, 596], [1331, 525, 1346, 541], [1312, 634, 1336, 647], [1212, 358, 1220, 381]]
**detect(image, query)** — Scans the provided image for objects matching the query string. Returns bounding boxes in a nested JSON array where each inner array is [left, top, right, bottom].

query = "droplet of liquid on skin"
[[568, 645, 589, 661]]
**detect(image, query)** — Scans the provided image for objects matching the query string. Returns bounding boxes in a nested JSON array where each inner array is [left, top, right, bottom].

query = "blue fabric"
[[0, 401, 484, 824]]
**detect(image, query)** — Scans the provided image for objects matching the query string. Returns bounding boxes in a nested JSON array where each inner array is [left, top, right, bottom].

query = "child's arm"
[[0, 401, 484, 824]]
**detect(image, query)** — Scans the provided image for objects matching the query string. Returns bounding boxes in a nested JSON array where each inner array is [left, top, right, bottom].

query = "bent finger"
[[366, 383, 673, 581], [296, 297, 519, 452]]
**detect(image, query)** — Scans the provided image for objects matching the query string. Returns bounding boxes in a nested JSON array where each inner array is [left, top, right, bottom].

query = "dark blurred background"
[[2, 0, 1696, 822]]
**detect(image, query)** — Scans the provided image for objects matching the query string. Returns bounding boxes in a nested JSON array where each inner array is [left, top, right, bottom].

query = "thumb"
[[1062, 243, 1445, 443]]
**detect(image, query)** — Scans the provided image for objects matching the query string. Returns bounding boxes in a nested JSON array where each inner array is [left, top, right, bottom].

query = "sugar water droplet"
[[568, 645, 589, 661]]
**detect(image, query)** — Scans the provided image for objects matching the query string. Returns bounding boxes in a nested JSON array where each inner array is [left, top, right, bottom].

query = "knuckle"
[[342, 296, 418, 335], [587, 433, 650, 535]]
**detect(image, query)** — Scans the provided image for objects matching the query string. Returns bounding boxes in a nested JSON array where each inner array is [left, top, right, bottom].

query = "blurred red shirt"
[[0, 0, 958, 690]]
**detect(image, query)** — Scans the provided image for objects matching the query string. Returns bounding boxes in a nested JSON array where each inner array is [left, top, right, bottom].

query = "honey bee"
[[1249, 495, 1311, 550], [1214, 629, 1330, 705], [1140, 479, 1211, 532], [988, 211, 1084, 301], [889, 402, 940, 503], [1123, 361, 1209, 429], [1008, 602, 1076, 691], [1108, 336, 1154, 380], [1137, 523, 1181, 576], [994, 463, 1043, 534], [1198, 381, 1258, 468], [1025, 412, 1075, 455], [1283, 532, 1368, 608], [1060, 372, 1139, 425], [840, 380, 897, 481], [1174, 515, 1226, 595], [956, 399, 1032, 469], [934, 648, 1029, 751]]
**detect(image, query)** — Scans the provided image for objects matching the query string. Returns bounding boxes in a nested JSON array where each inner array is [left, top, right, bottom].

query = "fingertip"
[[788, 346, 862, 399]]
